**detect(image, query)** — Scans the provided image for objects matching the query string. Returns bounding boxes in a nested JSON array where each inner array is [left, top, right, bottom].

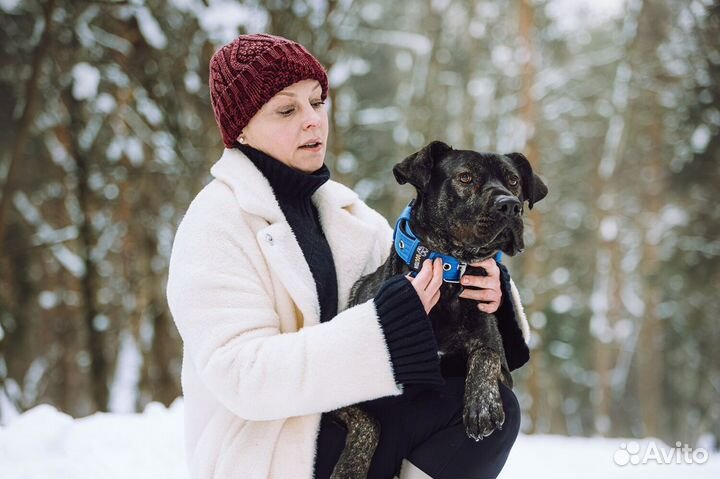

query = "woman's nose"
[[302, 104, 321, 129]]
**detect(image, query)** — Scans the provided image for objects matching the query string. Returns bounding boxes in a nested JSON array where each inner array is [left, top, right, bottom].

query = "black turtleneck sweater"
[[239, 144, 338, 324], [239, 144, 443, 386]]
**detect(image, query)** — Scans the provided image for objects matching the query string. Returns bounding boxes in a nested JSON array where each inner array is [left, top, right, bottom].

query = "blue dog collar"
[[393, 200, 502, 283]]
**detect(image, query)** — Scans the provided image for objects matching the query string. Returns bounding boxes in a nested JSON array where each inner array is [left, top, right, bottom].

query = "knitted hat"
[[209, 33, 329, 148]]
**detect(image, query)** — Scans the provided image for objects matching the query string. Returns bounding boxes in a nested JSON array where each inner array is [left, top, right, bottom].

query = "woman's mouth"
[[299, 141, 322, 152]]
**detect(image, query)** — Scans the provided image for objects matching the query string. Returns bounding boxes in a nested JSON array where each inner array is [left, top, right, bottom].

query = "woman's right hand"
[[406, 258, 444, 314]]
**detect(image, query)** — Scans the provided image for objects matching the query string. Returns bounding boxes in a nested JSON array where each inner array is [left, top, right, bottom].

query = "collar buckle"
[[458, 261, 467, 278]]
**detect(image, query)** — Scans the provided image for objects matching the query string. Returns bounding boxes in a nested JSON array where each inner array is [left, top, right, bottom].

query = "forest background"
[[0, 0, 718, 452]]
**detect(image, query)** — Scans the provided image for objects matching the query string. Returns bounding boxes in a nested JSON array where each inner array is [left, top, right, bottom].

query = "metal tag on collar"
[[458, 261, 467, 279], [442, 260, 467, 283]]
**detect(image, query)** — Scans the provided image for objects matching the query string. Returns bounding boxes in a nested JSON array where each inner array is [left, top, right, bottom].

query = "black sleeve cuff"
[[374, 275, 444, 386], [496, 262, 530, 371]]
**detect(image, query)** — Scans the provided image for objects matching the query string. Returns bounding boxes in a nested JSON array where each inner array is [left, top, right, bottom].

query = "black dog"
[[328, 141, 548, 478]]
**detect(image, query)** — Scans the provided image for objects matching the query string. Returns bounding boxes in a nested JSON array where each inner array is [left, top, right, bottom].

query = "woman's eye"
[[279, 108, 294, 116], [458, 173, 473, 184], [311, 100, 325, 109]]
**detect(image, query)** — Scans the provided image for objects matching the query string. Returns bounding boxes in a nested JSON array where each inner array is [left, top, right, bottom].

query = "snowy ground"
[[0, 400, 718, 479]]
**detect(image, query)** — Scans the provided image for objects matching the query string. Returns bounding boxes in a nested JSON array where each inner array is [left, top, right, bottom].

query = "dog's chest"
[[429, 293, 495, 355]]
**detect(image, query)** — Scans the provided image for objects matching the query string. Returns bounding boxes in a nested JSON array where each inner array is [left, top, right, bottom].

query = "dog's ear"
[[505, 152, 548, 209], [393, 141, 452, 191]]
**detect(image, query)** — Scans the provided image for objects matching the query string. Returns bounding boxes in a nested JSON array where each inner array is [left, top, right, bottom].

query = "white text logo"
[[613, 440, 709, 466]]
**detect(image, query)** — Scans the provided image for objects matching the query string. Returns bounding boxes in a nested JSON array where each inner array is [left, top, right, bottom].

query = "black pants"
[[314, 377, 521, 479]]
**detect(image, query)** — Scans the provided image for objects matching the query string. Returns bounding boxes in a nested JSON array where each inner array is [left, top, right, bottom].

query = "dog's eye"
[[458, 173, 473, 184], [508, 176, 519, 187]]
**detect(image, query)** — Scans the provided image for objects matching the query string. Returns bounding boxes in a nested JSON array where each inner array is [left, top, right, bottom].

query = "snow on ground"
[[503, 433, 719, 478], [0, 401, 186, 479], [0, 400, 718, 478]]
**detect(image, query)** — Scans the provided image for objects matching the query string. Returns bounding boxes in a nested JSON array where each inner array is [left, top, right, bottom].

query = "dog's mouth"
[[493, 225, 524, 256], [448, 219, 524, 261]]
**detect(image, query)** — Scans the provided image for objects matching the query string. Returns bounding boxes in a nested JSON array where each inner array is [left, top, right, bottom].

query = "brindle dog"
[[327, 141, 548, 479]]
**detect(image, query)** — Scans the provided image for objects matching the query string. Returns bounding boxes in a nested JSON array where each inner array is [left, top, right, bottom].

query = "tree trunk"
[[0, 0, 56, 249], [517, 0, 545, 433], [62, 88, 108, 412]]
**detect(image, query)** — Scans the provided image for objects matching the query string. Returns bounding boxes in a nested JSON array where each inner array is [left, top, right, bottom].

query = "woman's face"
[[241, 79, 329, 173]]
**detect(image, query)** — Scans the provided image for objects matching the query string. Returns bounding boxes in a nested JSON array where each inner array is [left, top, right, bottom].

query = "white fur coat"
[[166, 148, 529, 478]]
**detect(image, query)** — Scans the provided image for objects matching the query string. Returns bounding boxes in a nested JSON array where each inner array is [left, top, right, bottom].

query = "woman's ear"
[[393, 141, 452, 192], [505, 152, 548, 209]]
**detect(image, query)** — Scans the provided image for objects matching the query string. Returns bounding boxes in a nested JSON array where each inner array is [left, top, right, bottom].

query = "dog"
[[327, 141, 548, 478]]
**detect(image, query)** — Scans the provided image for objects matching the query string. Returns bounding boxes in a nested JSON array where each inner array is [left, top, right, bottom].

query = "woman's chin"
[[295, 149, 326, 172]]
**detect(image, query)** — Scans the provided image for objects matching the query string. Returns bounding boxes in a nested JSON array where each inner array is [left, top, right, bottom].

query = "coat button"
[[265, 233, 273, 245]]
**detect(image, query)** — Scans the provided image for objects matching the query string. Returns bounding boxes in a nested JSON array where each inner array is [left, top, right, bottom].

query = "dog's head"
[[393, 141, 548, 261]]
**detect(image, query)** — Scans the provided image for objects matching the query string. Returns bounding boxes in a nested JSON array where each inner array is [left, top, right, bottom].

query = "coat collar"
[[210, 148, 358, 224], [209, 148, 373, 328]]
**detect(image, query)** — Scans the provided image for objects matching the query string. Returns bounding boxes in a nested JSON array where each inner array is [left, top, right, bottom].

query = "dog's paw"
[[462, 381, 505, 441]]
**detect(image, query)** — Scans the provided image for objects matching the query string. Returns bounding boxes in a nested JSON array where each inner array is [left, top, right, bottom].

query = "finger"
[[486, 258, 501, 277], [478, 300, 500, 314], [459, 288, 500, 303], [460, 275, 495, 290], [458, 288, 477, 300], [469, 258, 491, 267], [427, 258, 444, 292], [468, 258, 499, 277], [414, 259, 432, 285]]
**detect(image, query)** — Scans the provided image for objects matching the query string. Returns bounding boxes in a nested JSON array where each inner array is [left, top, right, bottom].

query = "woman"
[[166, 33, 531, 479]]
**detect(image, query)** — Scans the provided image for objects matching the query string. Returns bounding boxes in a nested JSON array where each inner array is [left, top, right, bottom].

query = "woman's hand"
[[458, 258, 503, 313], [406, 258, 444, 315]]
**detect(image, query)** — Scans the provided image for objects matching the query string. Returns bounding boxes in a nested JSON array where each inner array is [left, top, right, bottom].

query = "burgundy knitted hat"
[[209, 33, 329, 148]]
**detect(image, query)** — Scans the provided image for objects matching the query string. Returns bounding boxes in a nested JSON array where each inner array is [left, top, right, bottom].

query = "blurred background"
[[0, 0, 717, 452]]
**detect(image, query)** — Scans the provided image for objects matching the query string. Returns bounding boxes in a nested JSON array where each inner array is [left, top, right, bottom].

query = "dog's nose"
[[494, 195, 522, 217]]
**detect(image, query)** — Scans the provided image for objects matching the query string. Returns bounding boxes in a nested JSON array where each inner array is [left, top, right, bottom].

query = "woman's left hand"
[[458, 258, 502, 313]]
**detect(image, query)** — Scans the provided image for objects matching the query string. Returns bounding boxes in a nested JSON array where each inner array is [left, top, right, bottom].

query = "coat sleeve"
[[166, 185, 403, 422]]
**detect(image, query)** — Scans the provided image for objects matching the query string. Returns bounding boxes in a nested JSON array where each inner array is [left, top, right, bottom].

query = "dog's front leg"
[[329, 406, 380, 479], [463, 344, 505, 441]]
